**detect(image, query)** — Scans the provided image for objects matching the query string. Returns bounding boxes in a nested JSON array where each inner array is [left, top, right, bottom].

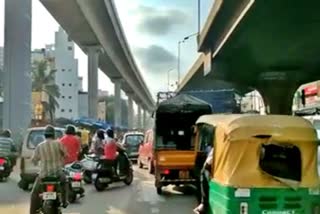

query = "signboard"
[[305, 96, 317, 105], [203, 50, 212, 76], [303, 84, 318, 96]]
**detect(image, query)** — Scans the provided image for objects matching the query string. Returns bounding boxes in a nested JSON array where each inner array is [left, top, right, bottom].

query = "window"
[[198, 124, 214, 152], [125, 135, 144, 147], [69, 83, 72, 87], [62, 69, 65, 72], [61, 96, 65, 99], [259, 143, 302, 182], [68, 96, 72, 99], [27, 129, 63, 149], [68, 46, 72, 51], [67, 36, 72, 42], [68, 69, 72, 72], [62, 83, 65, 86], [61, 109, 65, 112], [69, 109, 72, 112]]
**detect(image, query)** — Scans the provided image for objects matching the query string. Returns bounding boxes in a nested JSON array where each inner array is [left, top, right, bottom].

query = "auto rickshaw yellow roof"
[[210, 114, 319, 187]]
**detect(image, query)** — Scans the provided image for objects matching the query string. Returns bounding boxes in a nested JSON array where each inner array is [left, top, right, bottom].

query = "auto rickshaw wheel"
[[156, 187, 162, 195]]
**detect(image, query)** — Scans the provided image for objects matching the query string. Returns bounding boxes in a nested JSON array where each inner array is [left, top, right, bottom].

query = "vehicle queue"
[[0, 93, 319, 214]]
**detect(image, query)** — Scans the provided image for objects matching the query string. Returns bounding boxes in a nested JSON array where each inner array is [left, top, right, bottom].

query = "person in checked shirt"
[[29, 125, 68, 214]]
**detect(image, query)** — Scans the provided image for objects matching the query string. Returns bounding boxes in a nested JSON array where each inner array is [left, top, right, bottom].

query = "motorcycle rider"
[[104, 129, 127, 177], [30, 125, 68, 214], [90, 129, 106, 156], [0, 129, 17, 167], [60, 125, 81, 165]]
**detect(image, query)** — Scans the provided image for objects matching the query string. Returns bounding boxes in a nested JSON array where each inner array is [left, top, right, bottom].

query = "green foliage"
[[32, 60, 60, 122]]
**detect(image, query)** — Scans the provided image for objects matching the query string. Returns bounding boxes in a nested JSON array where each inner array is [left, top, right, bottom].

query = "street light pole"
[[167, 68, 174, 91], [198, 0, 201, 34], [177, 33, 199, 87]]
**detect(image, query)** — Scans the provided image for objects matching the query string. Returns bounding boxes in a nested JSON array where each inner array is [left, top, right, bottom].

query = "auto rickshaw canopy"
[[209, 114, 319, 188]]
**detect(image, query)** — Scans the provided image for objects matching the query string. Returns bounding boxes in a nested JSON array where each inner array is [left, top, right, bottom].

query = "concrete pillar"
[[259, 86, 296, 115], [127, 95, 134, 129], [3, 0, 32, 138], [143, 110, 147, 130], [114, 79, 122, 128], [87, 46, 99, 119], [137, 104, 142, 129]]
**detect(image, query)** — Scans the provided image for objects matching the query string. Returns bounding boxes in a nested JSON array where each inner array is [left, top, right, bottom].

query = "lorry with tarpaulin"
[[180, 89, 241, 113], [153, 94, 212, 194]]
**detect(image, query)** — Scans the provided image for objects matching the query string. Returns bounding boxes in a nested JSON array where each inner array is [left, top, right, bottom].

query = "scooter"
[[80, 154, 100, 184], [64, 162, 85, 203], [93, 151, 133, 191], [0, 156, 12, 181]]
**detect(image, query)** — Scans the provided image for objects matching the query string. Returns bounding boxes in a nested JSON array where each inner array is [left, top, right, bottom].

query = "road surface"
[[0, 166, 197, 214]]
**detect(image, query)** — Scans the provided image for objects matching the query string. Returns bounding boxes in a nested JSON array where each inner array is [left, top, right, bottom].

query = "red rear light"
[[0, 158, 6, 165], [163, 169, 170, 175], [73, 172, 82, 181], [46, 184, 55, 192]]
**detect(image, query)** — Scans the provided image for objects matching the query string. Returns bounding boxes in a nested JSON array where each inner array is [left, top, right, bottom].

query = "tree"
[[32, 60, 60, 122]]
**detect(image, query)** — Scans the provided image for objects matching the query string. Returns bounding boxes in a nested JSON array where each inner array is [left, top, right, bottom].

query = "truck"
[[180, 89, 241, 113]]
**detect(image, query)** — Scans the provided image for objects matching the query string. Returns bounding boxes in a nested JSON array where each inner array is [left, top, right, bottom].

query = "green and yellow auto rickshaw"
[[200, 114, 320, 214]]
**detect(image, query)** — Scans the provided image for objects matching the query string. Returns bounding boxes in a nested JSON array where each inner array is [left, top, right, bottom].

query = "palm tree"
[[32, 60, 60, 122]]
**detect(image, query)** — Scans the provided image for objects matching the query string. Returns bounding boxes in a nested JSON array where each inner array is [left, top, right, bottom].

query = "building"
[[53, 27, 79, 119], [241, 90, 266, 114], [98, 101, 106, 120]]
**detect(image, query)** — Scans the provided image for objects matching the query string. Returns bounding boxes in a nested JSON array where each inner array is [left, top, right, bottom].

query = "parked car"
[[119, 132, 144, 162], [18, 127, 64, 191], [138, 129, 154, 174]]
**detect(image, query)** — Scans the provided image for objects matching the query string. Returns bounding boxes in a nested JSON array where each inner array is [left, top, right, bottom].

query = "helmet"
[[97, 129, 105, 140], [44, 125, 55, 139], [106, 129, 114, 139], [1, 129, 11, 138], [65, 125, 76, 135]]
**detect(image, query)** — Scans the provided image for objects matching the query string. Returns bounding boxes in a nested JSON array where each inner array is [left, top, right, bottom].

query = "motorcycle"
[[80, 154, 100, 184], [38, 177, 63, 214], [93, 151, 133, 191], [64, 162, 85, 203], [0, 156, 12, 181]]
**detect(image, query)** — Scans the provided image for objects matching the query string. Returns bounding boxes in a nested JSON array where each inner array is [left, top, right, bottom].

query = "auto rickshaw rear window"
[[198, 124, 214, 152], [259, 143, 302, 182]]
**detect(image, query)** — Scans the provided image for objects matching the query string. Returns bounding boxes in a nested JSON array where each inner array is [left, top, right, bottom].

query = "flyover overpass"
[[40, 0, 155, 128], [182, 0, 320, 114]]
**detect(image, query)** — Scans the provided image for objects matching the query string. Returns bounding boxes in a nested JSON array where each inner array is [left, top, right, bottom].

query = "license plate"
[[71, 182, 81, 188], [179, 170, 189, 179], [42, 192, 57, 200], [99, 177, 110, 183], [0, 166, 4, 170]]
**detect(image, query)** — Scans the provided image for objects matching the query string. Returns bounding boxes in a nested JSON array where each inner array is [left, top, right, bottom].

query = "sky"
[[0, 0, 214, 99]]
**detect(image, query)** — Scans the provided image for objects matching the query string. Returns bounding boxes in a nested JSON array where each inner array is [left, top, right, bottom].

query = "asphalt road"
[[0, 166, 197, 214]]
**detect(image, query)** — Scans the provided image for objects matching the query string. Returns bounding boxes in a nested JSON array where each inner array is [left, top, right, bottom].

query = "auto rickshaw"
[[154, 94, 212, 194], [200, 114, 320, 214]]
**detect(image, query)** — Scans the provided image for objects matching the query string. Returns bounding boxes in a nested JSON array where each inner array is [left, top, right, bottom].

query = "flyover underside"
[[40, 0, 154, 111], [208, 0, 320, 114]]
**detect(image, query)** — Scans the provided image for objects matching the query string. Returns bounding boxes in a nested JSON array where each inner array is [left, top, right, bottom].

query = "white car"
[[119, 132, 144, 162], [18, 127, 64, 190]]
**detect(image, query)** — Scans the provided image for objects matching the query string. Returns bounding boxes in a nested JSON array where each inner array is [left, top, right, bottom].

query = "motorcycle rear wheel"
[[123, 170, 133, 185]]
